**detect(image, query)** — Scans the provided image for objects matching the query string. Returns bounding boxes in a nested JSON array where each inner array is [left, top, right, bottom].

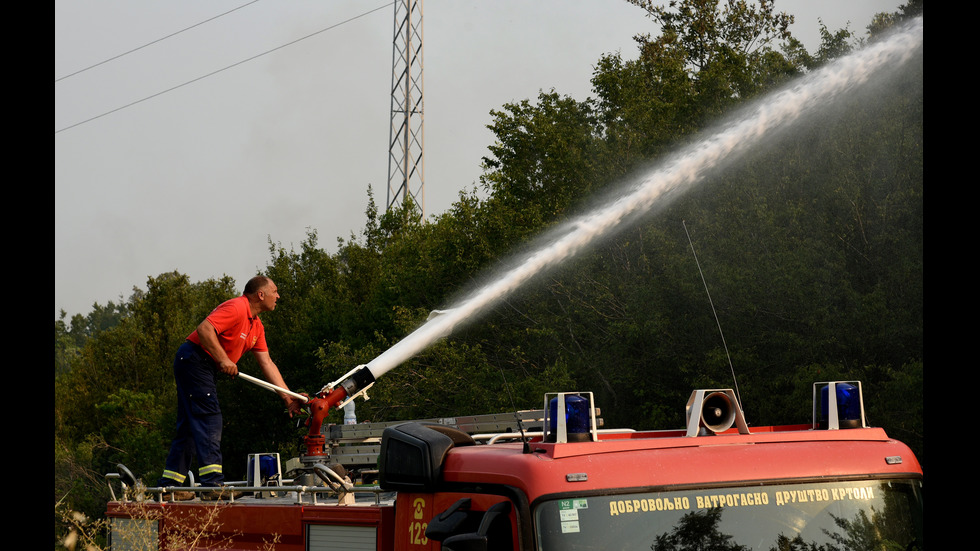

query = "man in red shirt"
[[157, 276, 304, 500]]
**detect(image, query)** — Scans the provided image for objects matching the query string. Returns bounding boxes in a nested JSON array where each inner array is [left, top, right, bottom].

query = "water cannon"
[[317, 364, 378, 408], [302, 365, 377, 456], [235, 365, 378, 456]]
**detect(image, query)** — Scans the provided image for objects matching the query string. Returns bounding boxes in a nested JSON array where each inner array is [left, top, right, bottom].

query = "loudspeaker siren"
[[684, 389, 750, 437]]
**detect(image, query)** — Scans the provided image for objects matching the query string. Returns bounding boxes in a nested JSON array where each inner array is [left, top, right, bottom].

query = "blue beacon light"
[[821, 382, 862, 429]]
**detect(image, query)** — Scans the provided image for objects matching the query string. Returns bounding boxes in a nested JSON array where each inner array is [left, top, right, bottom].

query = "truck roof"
[[436, 424, 922, 504]]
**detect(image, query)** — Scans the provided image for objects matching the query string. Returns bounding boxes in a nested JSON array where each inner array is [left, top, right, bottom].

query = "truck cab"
[[380, 384, 922, 550]]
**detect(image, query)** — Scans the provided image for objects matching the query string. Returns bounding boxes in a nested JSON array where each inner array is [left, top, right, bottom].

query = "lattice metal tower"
[[386, 0, 424, 215]]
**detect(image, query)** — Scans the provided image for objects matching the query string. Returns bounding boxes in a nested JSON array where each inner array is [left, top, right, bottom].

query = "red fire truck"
[[105, 378, 922, 550]]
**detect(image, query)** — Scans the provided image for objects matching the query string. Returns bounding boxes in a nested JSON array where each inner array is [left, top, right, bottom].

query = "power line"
[[55, 1, 262, 83], [55, 2, 393, 135]]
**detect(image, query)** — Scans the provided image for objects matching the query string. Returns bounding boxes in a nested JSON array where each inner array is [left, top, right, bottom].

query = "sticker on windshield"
[[558, 499, 588, 533]]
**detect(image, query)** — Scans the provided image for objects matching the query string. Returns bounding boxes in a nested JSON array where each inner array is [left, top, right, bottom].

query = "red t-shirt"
[[187, 296, 268, 363]]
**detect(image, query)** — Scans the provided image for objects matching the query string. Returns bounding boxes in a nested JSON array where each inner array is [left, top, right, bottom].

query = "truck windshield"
[[534, 479, 922, 550]]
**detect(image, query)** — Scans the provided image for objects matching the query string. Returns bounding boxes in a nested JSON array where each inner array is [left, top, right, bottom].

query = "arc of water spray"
[[362, 18, 923, 383]]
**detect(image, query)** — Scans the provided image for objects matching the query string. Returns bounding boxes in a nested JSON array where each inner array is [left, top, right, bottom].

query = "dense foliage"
[[54, 0, 923, 540]]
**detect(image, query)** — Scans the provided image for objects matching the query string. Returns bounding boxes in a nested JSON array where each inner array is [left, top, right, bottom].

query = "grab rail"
[[105, 469, 390, 506]]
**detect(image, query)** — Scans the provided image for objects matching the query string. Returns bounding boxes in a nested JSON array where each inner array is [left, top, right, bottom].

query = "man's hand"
[[217, 359, 238, 377], [285, 394, 308, 417]]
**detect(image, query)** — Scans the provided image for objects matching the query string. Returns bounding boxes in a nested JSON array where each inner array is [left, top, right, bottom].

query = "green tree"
[[627, 0, 796, 121], [481, 91, 605, 242], [55, 301, 127, 375], [464, 0, 920, 440], [591, 0, 801, 186]]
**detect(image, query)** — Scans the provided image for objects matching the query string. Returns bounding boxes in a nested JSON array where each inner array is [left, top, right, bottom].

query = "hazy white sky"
[[55, 0, 906, 320]]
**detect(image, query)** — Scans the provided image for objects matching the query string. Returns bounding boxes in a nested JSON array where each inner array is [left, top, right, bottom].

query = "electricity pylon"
[[386, 0, 424, 217]]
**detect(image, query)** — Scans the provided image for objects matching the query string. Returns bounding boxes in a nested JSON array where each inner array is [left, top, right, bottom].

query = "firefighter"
[[156, 276, 304, 501]]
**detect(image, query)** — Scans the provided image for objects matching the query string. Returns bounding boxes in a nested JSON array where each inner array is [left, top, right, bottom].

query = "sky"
[[55, 0, 907, 321]]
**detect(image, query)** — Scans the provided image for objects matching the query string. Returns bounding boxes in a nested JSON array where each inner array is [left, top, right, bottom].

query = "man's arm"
[[196, 319, 238, 377], [253, 350, 305, 417]]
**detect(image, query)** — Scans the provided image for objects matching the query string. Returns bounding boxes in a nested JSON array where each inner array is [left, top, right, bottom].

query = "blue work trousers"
[[157, 341, 225, 487]]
